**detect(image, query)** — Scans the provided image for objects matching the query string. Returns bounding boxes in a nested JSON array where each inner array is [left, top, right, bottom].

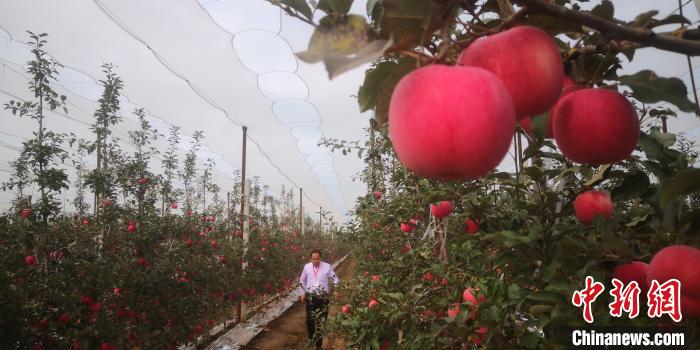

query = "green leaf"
[[619, 70, 696, 112], [317, 0, 354, 14], [653, 14, 691, 28], [281, 0, 314, 20], [532, 112, 550, 140], [379, 0, 433, 49], [611, 171, 650, 201], [660, 168, 700, 209], [323, 38, 394, 79], [630, 10, 659, 27], [296, 15, 370, 64], [358, 61, 396, 112], [583, 164, 611, 187], [374, 57, 417, 126], [591, 0, 614, 21], [482, 230, 532, 248]]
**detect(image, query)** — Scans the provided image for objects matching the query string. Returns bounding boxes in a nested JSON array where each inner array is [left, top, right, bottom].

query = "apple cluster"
[[388, 25, 640, 180]]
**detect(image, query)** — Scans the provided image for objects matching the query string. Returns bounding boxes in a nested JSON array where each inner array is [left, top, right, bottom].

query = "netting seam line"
[[191, 2, 348, 210], [91, 0, 339, 215]]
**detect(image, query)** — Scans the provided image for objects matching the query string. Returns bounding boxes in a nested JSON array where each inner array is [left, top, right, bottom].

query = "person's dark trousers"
[[305, 293, 329, 349]]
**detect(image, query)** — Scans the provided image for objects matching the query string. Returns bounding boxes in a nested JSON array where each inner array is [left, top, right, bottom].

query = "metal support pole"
[[237, 126, 248, 323], [300, 188, 304, 236], [319, 206, 323, 235]]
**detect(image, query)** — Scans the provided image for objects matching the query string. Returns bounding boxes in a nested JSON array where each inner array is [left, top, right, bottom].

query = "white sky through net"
[[1, 1, 700, 223]]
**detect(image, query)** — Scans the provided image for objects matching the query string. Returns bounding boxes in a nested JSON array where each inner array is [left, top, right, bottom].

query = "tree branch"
[[514, 0, 700, 56]]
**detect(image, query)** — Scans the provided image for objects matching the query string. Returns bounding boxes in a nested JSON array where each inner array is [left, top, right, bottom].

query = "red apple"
[[521, 77, 583, 139], [171, 202, 178, 209], [430, 201, 453, 218], [371, 275, 380, 282], [341, 305, 350, 314], [447, 303, 460, 318], [90, 303, 102, 312], [465, 219, 480, 234], [647, 245, 700, 299], [25, 255, 37, 266], [681, 295, 700, 318], [471, 327, 489, 346], [82, 219, 90, 225], [58, 313, 71, 325], [459, 25, 564, 119], [400, 222, 415, 233], [102, 198, 112, 207], [138, 177, 148, 185], [612, 261, 649, 293], [21, 208, 32, 219], [80, 295, 94, 305], [552, 88, 639, 165], [574, 190, 613, 225], [389, 65, 515, 180], [127, 222, 137, 232], [423, 272, 434, 282], [368, 299, 379, 309], [113, 287, 122, 296], [184, 239, 193, 247], [373, 191, 382, 200], [463, 288, 486, 306], [519, 116, 534, 136]]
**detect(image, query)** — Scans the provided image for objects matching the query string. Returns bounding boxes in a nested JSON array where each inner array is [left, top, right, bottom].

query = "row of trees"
[[0, 32, 346, 349]]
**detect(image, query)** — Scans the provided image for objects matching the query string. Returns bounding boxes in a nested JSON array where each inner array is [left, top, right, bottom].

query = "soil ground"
[[242, 256, 355, 350]]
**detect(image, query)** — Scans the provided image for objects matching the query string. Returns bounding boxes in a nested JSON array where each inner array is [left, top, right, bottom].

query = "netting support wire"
[[300, 187, 304, 236], [679, 0, 700, 119], [238, 125, 249, 324]]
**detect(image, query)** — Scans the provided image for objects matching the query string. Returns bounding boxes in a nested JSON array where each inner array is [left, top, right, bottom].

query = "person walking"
[[299, 249, 339, 350]]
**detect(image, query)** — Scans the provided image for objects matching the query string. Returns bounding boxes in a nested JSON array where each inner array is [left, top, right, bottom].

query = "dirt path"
[[242, 256, 355, 350]]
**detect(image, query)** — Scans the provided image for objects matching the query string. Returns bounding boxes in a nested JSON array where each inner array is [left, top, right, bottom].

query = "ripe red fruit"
[[521, 77, 583, 139], [25, 255, 37, 266], [21, 208, 32, 219], [574, 190, 613, 225], [552, 88, 639, 165], [136, 257, 149, 267], [459, 25, 564, 119], [368, 299, 379, 309], [102, 198, 113, 207], [447, 303, 460, 318], [113, 288, 122, 296], [471, 326, 489, 346], [210, 240, 218, 249], [519, 116, 534, 136], [184, 239, 193, 247], [430, 201, 453, 218], [90, 303, 102, 312], [341, 305, 350, 314], [422, 272, 434, 282], [80, 296, 94, 305], [373, 191, 382, 200], [371, 275, 380, 282], [463, 288, 486, 307], [218, 256, 226, 264], [100, 342, 115, 350], [127, 223, 137, 232], [612, 261, 649, 293], [400, 222, 414, 233], [465, 219, 480, 234], [193, 324, 203, 334], [58, 313, 71, 325], [82, 219, 90, 225], [171, 202, 178, 209], [647, 245, 700, 300], [389, 65, 515, 180], [138, 177, 148, 185]]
